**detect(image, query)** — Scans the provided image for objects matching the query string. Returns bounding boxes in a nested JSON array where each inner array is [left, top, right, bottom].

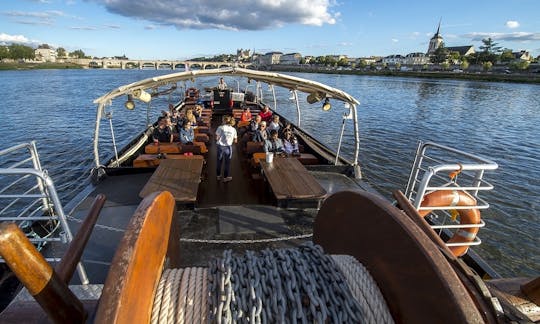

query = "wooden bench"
[[260, 157, 326, 208], [252, 152, 319, 168], [245, 141, 264, 156], [145, 142, 181, 154], [139, 159, 204, 203], [133, 154, 202, 168]]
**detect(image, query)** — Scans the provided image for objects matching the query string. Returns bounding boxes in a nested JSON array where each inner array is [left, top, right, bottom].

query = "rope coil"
[[151, 243, 393, 323]]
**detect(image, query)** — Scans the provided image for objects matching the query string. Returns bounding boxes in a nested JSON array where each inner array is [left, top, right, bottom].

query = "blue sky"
[[1, 0, 539, 60]]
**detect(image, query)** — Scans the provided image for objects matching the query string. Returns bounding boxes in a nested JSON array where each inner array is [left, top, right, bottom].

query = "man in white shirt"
[[217, 77, 228, 90], [215, 115, 237, 182]]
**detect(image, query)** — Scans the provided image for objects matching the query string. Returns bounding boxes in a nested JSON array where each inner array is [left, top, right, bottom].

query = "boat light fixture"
[[132, 89, 152, 103], [307, 92, 323, 104], [124, 94, 135, 110], [322, 98, 331, 111], [288, 90, 295, 101]]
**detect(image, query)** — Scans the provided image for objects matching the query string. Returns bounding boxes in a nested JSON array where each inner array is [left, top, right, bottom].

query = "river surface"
[[0, 69, 538, 277]]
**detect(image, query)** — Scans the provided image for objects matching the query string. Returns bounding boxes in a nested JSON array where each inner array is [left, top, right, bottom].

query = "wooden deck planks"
[[139, 158, 204, 203]]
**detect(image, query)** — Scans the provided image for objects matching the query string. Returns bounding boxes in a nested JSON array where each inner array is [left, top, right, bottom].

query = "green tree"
[[482, 61, 493, 71], [325, 55, 337, 67], [0, 46, 9, 60], [395, 62, 401, 70], [37, 43, 51, 49], [449, 51, 461, 63], [358, 59, 367, 69], [500, 49, 514, 63], [8, 44, 34, 60], [70, 49, 86, 58], [460, 61, 469, 70], [337, 57, 349, 67], [441, 62, 450, 70], [510, 60, 530, 70], [431, 44, 449, 64], [478, 38, 501, 64], [57, 47, 67, 58]]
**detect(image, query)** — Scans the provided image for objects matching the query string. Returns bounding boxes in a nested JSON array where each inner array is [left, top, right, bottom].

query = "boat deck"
[[51, 116, 372, 284]]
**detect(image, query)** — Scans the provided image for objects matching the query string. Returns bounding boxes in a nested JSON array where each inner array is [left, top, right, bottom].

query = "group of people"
[[152, 104, 205, 145], [243, 105, 300, 156]]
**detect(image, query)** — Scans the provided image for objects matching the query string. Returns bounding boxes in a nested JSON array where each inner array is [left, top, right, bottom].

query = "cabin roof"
[[93, 67, 360, 106]]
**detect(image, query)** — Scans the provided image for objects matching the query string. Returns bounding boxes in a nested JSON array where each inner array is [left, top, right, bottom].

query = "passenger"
[[258, 105, 273, 123], [170, 110, 180, 127], [157, 110, 170, 122], [240, 106, 252, 122], [179, 121, 194, 145], [152, 119, 173, 143], [264, 130, 284, 154], [194, 104, 204, 120], [249, 115, 262, 133], [282, 129, 300, 156], [267, 114, 282, 133], [252, 121, 270, 142], [215, 115, 237, 182], [217, 77, 228, 90], [178, 109, 197, 132], [279, 122, 293, 138]]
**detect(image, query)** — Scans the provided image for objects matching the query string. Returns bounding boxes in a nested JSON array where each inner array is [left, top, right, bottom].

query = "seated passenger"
[[279, 122, 293, 138], [249, 115, 262, 133], [252, 121, 270, 142], [179, 121, 194, 145], [267, 114, 282, 133], [282, 129, 300, 155], [170, 110, 180, 127], [258, 105, 273, 123], [264, 130, 284, 153], [153, 119, 173, 143], [194, 104, 204, 120], [240, 106, 252, 122]]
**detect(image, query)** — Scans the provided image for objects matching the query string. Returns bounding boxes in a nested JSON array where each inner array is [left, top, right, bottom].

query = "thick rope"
[[151, 243, 394, 323], [332, 255, 394, 324]]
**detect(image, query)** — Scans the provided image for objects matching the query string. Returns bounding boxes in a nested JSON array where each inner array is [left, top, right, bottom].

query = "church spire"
[[434, 18, 441, 37], [427, 18, 443, 54]]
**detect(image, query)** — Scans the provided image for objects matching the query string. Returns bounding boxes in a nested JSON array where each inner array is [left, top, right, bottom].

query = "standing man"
[[217, 77, 228, 90], [215, 115, 237, 182]]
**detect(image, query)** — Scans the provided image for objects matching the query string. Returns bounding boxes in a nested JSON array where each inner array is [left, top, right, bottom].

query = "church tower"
[[427, 20, 443, 54]]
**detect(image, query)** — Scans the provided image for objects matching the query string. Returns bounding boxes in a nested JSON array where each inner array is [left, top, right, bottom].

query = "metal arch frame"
[[92, 67, 362, 174]]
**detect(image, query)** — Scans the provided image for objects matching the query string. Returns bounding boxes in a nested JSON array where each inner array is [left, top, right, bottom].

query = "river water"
[[0, 69, 538, 277]]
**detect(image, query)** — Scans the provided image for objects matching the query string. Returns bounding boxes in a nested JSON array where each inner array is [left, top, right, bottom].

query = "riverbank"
[[267, 65, 540, 84], [0, 62, 83, 70]]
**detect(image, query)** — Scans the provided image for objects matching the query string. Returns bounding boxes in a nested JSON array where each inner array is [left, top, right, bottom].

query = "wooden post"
[[0, 222, 86, 323], [522, 277, 540, 305]]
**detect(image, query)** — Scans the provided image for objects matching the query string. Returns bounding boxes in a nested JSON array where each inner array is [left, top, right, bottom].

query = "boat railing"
[[404, 141, 498, 249], [0, 141, 88, 283]]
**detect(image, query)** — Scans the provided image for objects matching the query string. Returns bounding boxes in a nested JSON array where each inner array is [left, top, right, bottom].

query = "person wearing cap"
[[252, 121, 270, 142]]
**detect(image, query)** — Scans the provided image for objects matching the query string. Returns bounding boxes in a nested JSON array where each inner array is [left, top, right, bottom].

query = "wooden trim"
[[94, 191, 176, 324], [522, 277, 540, 305], [0, 223, 86, 323]]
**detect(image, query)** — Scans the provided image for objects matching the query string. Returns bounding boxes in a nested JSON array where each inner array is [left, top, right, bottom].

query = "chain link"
[[209, 242, 365, 323]]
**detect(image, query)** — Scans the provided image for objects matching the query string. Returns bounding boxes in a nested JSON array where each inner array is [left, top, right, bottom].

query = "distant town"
[[2, 25, 539, 75]]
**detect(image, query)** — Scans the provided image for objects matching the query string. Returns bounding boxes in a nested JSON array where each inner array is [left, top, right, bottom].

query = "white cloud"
[[391, 38, 399, 43], [90, 0, 338, 30], [506, 20, 519, 29], [464, 31, 540, 42], [0, 33, 30, 43], [338, 42, 352, 46]]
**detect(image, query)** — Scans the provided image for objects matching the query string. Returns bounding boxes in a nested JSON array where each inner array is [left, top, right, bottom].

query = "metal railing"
[[404, 141, 498, 249], [0, 141, 88, 284]]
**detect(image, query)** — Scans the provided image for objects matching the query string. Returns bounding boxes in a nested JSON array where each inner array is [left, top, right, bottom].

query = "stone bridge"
[[68, 58, 251, 69]]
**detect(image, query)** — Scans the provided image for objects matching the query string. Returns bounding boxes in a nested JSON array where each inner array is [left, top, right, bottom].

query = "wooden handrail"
[[56, 194, 107, 283], [0, 223, 86, 323]]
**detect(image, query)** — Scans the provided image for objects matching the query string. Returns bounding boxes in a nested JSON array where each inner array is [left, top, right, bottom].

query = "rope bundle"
[[151, 243, 393, 323]]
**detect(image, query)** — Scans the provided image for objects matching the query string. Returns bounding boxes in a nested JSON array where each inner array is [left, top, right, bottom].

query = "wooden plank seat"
[[195, 133, 210, 143], [260, 157, 327, 208], [195, 126, 210, 134], [133, 154, 203, 168], [139, 159, 204, 203], [252, 152, 319, 168], [245, 141, 264, 156], [145, 142, 181, 154]]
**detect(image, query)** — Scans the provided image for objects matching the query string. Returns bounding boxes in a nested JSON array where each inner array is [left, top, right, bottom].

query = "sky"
[[1, 0, 539, 60]]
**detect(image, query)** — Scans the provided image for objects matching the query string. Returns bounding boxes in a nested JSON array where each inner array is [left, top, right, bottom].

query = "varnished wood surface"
[[144, 142, 181, 154], [0, 223, 86, 323], [133, 153, 202, 168], [260, 157, 326, 200], [94, 191, 176, 324], [488, 277, 540, 322], [139, 158, 204, 202]]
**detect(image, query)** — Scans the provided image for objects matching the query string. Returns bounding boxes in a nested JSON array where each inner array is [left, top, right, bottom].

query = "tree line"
[[0, 44, 88, 61], [432, 37, 535, 71]]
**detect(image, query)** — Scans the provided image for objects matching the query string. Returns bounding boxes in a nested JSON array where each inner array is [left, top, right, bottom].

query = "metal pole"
[[93, 103, 104, 168], [106, 112, 119, 167], [335, 117, 347, 165], [293, 90, 301, 127]]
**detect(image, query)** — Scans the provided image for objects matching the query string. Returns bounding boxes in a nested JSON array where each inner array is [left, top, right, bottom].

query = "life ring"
[[419, 190, 480, 257]]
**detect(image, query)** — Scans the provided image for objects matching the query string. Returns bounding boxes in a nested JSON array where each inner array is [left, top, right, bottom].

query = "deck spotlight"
[[124, 94, 135, 110], [132, 89, 151, 103], [322, 98, 331, 111], [288, 90, 295, 101]]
